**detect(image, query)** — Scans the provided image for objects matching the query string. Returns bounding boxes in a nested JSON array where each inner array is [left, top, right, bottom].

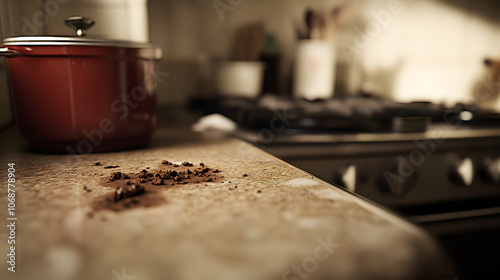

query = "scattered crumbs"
[[114, 184, 145, 202], [109, 172, 122, 181], [161, 160, 171, 165], [152, 177, 163, 185], [94, 162, 102, 166], [243, 174, 248, 177], [104, 165, 119, 169], [105, 162, 222, 189]]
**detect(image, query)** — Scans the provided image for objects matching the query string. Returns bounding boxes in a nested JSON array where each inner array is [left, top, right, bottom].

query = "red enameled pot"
[[0, 16, 162, 153]]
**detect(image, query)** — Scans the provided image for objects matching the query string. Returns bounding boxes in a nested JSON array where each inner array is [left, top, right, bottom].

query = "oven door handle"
[[409, 207, 500, 224]]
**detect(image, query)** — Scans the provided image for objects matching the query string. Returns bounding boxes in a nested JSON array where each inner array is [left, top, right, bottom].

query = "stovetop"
[[192, 94, 500, 137]]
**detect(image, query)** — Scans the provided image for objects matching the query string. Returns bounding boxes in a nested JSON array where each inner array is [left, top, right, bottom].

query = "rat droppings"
[[93, 161, 223, 212]]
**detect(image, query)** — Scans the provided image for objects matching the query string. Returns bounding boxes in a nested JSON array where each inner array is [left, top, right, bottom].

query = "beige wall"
[[0, 0, 148, 41], [349, 0, 500, 107], [148, 0, 346, 104], [148, 0, 500, 108]]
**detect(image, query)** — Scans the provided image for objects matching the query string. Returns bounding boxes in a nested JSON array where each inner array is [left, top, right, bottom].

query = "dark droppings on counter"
[[94, 162, 102, 166], [93, 161, 223, 212], [114, 184, 145, 202], [104, 165, 120, 169], [93, 184, 164, 212], [108, 171, 130, 181], [152, 177, 163, 185]]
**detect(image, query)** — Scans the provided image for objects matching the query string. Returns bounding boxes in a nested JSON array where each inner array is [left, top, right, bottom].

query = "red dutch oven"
[[0, 16, 162, 154]]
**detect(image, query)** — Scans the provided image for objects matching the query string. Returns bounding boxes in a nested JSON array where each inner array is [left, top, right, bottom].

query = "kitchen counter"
[[0, 119, 454, 280]]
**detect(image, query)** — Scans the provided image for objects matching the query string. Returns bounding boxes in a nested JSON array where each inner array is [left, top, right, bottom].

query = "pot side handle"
[[0, 47, 23, 58]]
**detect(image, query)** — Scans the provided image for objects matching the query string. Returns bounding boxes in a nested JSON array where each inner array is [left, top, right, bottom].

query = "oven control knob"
[[334, 164, 356, 192], [451, 157, 474, 186], [481, 158, 500, 184]]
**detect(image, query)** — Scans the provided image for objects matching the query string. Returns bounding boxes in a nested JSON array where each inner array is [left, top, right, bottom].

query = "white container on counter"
[[215, 61, 265, 98], [294, 40, 335, 100]]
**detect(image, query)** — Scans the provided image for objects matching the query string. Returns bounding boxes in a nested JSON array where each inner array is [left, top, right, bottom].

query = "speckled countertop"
[[0, 123, 454, 280]]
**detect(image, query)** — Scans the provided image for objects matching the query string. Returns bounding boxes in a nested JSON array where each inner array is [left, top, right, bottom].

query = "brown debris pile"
[[92, 161, 222, 212], [109, 171, 130, 181], [109, 162, 222, 186], [93, 184, 164, 212], [114, 184, 145, 202]]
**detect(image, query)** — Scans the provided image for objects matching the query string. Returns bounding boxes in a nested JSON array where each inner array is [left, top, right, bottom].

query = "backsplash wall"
[[149, 0, 500, 109]]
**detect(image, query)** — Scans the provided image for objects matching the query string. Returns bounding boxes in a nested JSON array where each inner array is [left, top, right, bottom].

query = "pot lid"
[[3, 16, 159, 50], [3, 36, 158, 49]]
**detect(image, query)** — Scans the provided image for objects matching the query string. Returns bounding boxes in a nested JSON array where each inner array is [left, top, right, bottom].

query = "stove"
[[193, 95, 500, 278], [255, 129, 500, 279]]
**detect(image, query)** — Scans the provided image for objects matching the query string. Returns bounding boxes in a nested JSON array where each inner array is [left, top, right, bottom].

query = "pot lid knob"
[[65, 16, 94, 37]]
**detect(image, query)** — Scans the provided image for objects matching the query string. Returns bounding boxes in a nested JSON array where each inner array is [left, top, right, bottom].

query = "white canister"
[[293, 40, 336, 100], [215, 61, 265, 98]]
